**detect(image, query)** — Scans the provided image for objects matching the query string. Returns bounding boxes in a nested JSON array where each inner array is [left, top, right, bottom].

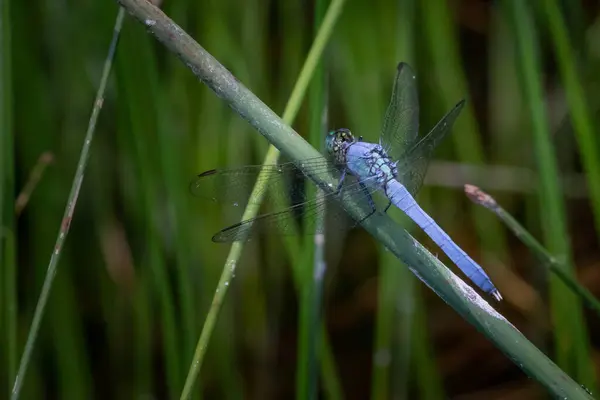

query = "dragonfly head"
[[326, 128, 355, 163]]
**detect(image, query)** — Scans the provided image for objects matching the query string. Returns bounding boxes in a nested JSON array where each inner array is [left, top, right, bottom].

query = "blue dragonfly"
[[191, 62, 502, 301]]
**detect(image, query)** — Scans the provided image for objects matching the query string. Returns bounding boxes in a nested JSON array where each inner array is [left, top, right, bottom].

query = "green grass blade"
[[540, 0, 600, 242], [10, 9, 126, 399], [296, 0, 329, 397], [146, 12, 198, 384], [14, 153, 53, 217], [50, 273, 93, 399], [116, 1, 595, 397], [319, 328, 343, 400], [133, 273, 153, 396], [0, 0, 15, 392], [372, 248, 405, 399], [116, 20, 183, 398], [539, 2, 600, 390], [297, 0, 327, 395], [371, 0, 418, 398], [421, 0, 508, 296], [371, 0, 420, 399], [2, 228, 16, 393], [466, 185, 600, 318], [411, 289, 443, 400], [174, 0, 347, 397], [503, 0, 597, 393], [153, 50, 196, 374]]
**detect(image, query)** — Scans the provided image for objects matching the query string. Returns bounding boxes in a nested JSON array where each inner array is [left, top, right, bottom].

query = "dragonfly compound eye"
[[334, 128, 354, 143]]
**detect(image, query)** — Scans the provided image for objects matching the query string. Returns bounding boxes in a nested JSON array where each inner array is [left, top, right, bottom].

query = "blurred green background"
[[2, 0, 600, 398]]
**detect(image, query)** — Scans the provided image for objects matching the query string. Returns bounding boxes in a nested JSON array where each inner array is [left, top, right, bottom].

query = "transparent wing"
[[191, 153, 389, 242], [190, 156, 343, 210], [380, 62, 420, 160], [396, 99, 466, 195], [211, 173, 384, 242]]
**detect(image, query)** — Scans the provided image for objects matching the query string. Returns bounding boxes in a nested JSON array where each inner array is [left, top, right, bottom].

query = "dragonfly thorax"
[[345, 141, 398, 188], [326, 128, 357, 164]]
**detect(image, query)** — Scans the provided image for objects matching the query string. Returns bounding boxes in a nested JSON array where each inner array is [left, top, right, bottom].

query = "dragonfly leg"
[[358, 182, 377, 223], [383, 201, 392, 213], [334, 168, 347, 194], [382, 182, 393, 213]]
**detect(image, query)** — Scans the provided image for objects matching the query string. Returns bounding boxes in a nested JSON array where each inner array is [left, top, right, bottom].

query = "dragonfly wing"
[[212, 197, 328, 242], [190, 157, 342, 210], [381, 62, 420, 160], [396, 99, 466, 195], [211, 174, 383, 242]]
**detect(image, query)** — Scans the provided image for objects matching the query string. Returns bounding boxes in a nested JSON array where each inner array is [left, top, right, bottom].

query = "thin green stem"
[[538, 4, 600, 391], [372, 0, 416, 398], [117, 1, 594, 397], [466, 185, 600, 316], [540, 0, 600, 244], [15, 152, 54, 217], [422, 0, 508, 294], [503, 0, 597, 393], [177, 0, 346, 397], [116, 19, 183, 396], [2, 228, 16, 393], [0, 0, 15, 392], [296, 0, 329, 398], [10, 9, 126, 399], [411, 288, 443, 400], [319, 327, 343, 400]]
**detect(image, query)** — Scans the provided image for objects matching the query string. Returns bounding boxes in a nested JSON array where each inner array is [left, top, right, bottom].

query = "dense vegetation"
[[2, 0, 600, 398]]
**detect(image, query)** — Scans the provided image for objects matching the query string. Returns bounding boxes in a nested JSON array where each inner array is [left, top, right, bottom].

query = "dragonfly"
[[191, 62, 502, 301]]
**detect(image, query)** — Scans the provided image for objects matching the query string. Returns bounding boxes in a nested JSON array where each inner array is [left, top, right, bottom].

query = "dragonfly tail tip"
[[491, 290, 503, 302]]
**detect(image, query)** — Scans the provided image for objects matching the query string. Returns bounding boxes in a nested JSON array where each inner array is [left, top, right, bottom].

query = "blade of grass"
[[116, 20, 183, 398], [488, 9, 528, 195], [0, 0, 15, 392], [421, 0, 509, 297], [190, 4, 249, 396], [2, 228, 16, 394], [133, 272, 153, 396], [277, 2, 345, 397], [373, 248, 406, 399], [405, 189, 444, 398], [49, 272, 93, 399], [411, 287, 443, 400], [152, 45, 196, 374], [297, 1, 329, 398], [466, 185, 600, 316], [10, 8, 126, 399], [108, 99, 156, 397], [329, 10, 399, 397], [540, 0, 600, 244], [174, 0, 347, 397], [235, 3, 272, 396], [14, 152, 54, 217], [372, 0, 417, 398], [115, 2, 595, 397], [330, 3, 432, 397], [539, 2, 600, 391], [503, 0, 597, 394], [319, 326, 343, 400], [42, 0, 113, 393]]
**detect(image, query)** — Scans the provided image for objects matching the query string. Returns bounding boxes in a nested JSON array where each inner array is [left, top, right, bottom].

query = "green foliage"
[[2, 0, 600, 398]]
